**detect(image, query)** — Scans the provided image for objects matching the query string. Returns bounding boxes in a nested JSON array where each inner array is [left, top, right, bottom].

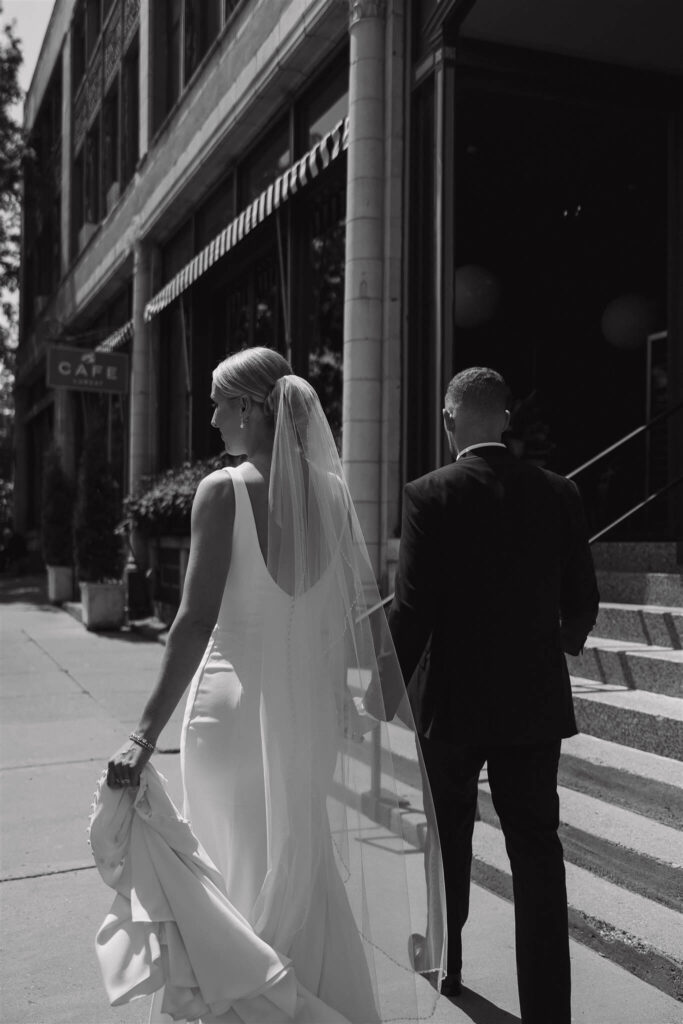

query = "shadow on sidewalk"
[[0, 574, 52, 606], [0, 574, 164, 644], [448, 987, 521, 1024]]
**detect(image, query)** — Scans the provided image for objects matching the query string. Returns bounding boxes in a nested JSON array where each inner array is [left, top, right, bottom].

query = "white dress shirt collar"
[[456, 442, 507, 461]]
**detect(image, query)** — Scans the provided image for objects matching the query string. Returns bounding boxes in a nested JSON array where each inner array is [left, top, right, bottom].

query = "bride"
[[104, 347, 445, 1023]]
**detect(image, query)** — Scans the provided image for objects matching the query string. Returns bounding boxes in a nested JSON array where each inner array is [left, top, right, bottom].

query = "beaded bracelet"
[[129, 732, 155, 754]]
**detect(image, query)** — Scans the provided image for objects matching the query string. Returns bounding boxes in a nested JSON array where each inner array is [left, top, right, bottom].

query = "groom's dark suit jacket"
[[388, 446, 599, 746]]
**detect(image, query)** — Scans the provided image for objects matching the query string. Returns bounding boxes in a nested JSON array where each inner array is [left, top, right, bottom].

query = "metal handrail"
[[565, 400, 683, 481], [587, 474, 683, 544]]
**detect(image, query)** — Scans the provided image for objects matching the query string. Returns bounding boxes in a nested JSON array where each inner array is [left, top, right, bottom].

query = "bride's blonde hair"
[[213, 347, 292, 419]]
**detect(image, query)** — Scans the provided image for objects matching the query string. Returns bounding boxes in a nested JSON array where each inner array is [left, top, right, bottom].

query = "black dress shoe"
[[440, 972, 463, 998]]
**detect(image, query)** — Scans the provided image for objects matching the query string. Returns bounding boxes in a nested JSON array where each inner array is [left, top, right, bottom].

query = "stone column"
[[343, 0, 387, 578], [60, 29, 72, 274]]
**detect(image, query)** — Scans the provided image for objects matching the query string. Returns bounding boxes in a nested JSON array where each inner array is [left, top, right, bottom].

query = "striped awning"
[[144, 116, 349, 323], [95, 319, 134, 352]]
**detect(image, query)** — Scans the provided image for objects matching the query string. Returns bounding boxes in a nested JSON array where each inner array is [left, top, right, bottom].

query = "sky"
[[3, 0, 56, 113]]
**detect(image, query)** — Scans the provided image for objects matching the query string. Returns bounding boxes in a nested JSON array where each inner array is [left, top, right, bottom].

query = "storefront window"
[[195, 173, 235, 250], [239, 120, 290, 205], [304, 72, 348, 150], [306, 230, 344, 451], [224, 249, 282, 352], [184, 0, 221, 82], [121, 37, 139, 187]]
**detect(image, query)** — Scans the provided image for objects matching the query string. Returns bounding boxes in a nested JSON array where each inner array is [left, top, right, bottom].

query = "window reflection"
[[225, 252, 282, 353], [302, 62, 348, 151], [308, 93, 348, 148], [240, 122, 290, 204]]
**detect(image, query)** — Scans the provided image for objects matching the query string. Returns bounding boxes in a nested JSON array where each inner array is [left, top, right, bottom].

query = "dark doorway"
[[453, 86, 668, 534]]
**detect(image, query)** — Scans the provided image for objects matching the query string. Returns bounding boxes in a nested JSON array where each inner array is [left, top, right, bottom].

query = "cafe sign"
[[47, 346, 129, 394]]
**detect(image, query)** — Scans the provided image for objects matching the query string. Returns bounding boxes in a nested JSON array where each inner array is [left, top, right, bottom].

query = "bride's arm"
[[107, 471, 234, 786]]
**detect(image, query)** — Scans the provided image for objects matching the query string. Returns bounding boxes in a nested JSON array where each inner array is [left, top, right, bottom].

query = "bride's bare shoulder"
[[192, 468, 235, 519]]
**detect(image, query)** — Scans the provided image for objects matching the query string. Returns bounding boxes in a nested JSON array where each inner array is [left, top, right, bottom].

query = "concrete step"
[[571, 677, 683, 760], [477, 780, 682, 912], [591, 542, 682, 573], [471, 819, 683, 1002], [567, 637, 683, 697], [353, 720, 683, 1000], [559, 733, 683, 831], [595, 602, 683, 648], [596, 569, 683, 606]]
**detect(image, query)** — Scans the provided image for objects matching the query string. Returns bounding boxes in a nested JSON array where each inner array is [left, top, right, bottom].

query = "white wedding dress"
[[89, 376, 446, 1024], [150, 464, 379, 1024]]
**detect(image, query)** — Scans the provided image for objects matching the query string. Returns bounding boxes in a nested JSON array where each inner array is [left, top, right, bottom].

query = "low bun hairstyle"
[[212, 347, 293, 419]]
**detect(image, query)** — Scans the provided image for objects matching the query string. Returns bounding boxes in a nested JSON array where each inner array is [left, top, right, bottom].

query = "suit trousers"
[[421, 737, 570, 1024]]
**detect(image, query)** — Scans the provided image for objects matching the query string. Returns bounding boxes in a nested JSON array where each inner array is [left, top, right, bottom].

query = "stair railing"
[[586, 473, 683, 544], [565, 399, 683, 482], [564, 399, 683, 543]]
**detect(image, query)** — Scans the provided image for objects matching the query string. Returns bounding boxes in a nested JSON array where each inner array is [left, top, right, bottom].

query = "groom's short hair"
[[446, 367, 508, 415]]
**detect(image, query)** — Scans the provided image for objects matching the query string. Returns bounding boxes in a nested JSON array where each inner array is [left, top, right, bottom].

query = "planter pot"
[[46, 565, 74, 604], [80, 581, 126, 631]]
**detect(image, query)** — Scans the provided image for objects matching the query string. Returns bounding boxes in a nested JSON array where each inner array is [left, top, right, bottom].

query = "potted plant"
[[41, 448, 75, 603], [123, 454, 229, 623], [73, 430, 125, 630]]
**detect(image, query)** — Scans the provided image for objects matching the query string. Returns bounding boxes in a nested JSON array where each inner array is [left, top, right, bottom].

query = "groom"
[[387, 367, 599, 1023]]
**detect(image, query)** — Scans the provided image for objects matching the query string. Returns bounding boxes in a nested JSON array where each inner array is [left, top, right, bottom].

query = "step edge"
[[582, 636, 678, 654], [472, 821, 683, 963], [562, 733, 683, 788], [571, 677, 683, 715], [479, 780, 683, 869], [599, 602, 683, 614], [469, 858, 683, 1004]]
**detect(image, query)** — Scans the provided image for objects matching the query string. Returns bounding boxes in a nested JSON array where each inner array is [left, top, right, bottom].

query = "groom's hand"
[[364, 677, 391, 721]]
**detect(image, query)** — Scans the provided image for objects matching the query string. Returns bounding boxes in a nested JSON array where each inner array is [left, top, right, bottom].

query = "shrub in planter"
[[122, 454, 232, 621], [74, 431, 125, 630], [123, 454, 229, 538], [41, 448, 75, 603]]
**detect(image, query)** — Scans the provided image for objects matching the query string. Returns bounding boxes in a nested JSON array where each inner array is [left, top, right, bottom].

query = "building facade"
[[16, 0, 683, 593]]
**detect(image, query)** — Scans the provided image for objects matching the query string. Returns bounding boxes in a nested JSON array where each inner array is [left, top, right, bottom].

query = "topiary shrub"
[[122, 454, 229, 538], [73, 430, 124, 582], [42, 448, 74, 565]]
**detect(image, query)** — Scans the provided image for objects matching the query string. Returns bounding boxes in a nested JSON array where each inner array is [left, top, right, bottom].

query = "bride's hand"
[[107, 738, 152, 789]]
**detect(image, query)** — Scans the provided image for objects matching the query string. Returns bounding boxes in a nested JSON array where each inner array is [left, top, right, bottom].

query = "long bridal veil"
[[258, 375, 447, 1021]]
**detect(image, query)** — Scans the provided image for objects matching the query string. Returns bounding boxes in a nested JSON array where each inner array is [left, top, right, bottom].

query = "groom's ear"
[[443, 408, 455, 431]]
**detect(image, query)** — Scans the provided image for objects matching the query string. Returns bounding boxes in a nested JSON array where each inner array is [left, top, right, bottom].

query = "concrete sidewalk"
[[1, 576, 681, 1024]]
